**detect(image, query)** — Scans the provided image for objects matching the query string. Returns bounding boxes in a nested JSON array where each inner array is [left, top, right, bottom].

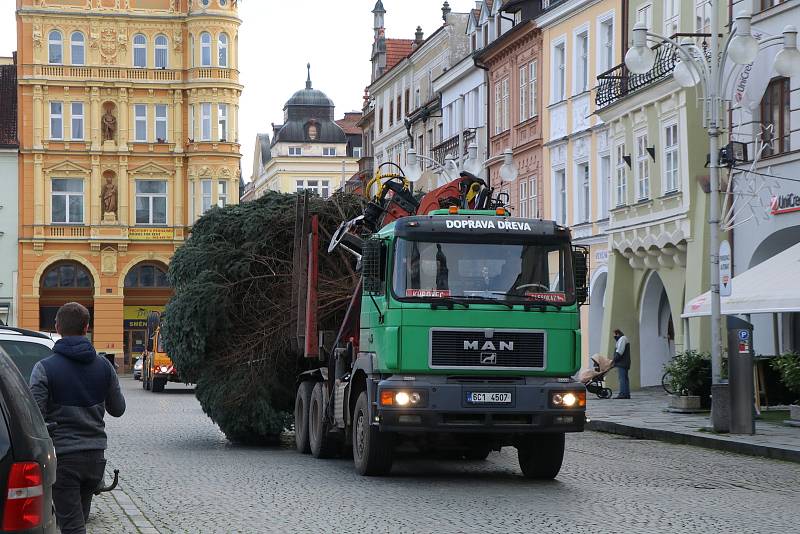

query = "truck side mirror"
[[362, 239, 385, 294], [572, 246, 589, 305]]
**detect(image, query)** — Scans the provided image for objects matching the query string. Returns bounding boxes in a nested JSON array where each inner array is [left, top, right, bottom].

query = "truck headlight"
[[379, 390, 426, 407], [550, 390, 585, 408], [160, 366, 169, 373]]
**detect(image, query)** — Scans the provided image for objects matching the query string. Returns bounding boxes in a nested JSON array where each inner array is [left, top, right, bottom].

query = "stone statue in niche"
[[101, 174, 118, 217], [101, 106, 117, 142]]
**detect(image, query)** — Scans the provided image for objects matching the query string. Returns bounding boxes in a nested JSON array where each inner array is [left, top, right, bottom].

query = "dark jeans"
[[53, 450, 106, 534], [617, 367, 631, 397]]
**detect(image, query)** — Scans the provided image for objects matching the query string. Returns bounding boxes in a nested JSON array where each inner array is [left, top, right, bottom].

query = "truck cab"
[[142, 312, 180, 393]]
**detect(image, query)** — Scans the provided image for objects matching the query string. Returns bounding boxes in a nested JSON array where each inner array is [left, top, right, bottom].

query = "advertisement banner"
[[725, 30, 779, 110], [128, 227, 174, 241], [124, 306, 165, 329]]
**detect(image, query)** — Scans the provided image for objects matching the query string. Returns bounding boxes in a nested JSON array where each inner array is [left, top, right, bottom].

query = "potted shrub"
[[663, 350, 711, 412], [770, 353, 800, 422]]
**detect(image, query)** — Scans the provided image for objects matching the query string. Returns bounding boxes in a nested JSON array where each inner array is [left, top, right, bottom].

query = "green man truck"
[[293, 169, 588, 478]]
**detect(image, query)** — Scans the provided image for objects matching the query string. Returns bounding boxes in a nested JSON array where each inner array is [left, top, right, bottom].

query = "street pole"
[[708, 0, 722, 389]]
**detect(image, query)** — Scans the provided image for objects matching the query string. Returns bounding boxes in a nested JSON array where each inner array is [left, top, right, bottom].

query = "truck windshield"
[[393, 239, 575, 305]]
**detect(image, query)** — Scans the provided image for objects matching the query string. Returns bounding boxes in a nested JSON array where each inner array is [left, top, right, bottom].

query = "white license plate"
[[466, 392, 512, 404]]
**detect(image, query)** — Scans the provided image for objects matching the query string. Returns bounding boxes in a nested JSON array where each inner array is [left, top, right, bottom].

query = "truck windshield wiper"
[[452, 295, 514, 309], [428, 297, 469, 310]]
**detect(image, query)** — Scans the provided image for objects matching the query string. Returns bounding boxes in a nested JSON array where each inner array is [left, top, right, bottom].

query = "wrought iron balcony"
[[431, 129, 478, 165], [595, 34, 710, 110]]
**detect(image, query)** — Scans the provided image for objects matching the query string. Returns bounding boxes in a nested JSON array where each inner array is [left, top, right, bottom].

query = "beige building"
[[16, 0, 242, 367], [253, 70, 358, 198]]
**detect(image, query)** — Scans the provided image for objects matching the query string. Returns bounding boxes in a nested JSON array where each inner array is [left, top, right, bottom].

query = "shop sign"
[[770, 193, 800, 215], [594, 250, 609, 264], [129, 227, 175, 240], [719, 240, 732, 297], [124, 306, 164, 329]]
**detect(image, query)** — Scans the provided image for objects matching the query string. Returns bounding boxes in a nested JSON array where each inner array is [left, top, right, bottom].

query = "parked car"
[[0, 338, 58, 532], [0, 328, 55, 382], [133, 356, 143, 381]]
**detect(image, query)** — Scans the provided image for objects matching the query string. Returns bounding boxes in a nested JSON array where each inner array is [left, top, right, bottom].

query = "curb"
[[586, 419, 800, 464]]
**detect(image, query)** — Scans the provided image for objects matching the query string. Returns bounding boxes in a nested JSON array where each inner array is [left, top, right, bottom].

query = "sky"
[[0, 0, 479, 183]]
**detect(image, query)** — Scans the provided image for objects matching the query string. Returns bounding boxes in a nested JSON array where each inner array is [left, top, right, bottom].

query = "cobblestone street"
[[84, 378, 800, 533]]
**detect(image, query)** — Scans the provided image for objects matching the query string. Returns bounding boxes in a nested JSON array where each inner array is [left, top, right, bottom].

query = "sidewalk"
[[585, 388, 800, 463]]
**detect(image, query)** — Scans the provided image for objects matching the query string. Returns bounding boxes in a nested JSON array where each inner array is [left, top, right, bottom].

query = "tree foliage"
[[162, 192, 364, 443]]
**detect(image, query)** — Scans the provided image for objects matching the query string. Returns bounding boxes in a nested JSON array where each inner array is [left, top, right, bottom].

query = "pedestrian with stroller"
[[29, 302, 126, 534], [612, 328, 631, 399]]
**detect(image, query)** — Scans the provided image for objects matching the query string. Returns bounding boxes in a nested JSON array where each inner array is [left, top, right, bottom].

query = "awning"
[[682, 242, 800, 317]]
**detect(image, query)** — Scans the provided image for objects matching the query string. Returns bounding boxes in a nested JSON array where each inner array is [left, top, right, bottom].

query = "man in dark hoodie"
[[29, 302, 126, 534]]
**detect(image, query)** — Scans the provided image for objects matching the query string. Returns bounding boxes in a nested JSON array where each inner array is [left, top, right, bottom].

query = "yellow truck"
[[142, 311, 180, 393]]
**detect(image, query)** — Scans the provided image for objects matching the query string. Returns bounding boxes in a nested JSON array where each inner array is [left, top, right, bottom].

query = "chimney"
[[415, 26, 424, 45], [442, 1, 451, 24]]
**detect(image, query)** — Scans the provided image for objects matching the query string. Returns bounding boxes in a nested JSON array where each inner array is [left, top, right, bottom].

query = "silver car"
[[133, 356, 143, 380]]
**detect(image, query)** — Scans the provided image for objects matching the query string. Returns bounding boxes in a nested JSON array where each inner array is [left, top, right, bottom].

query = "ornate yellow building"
[[16, 0, 242, 368]]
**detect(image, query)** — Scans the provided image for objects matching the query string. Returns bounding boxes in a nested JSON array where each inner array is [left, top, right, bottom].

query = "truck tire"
[[144, 369, 152, 391], [309, 382, 338, 459], [464, 443, 492, 461], [352, 391, 394, 476], [294, 381, 314, 454], [152, 377, 166, 393], [517, 433, 565, 479]]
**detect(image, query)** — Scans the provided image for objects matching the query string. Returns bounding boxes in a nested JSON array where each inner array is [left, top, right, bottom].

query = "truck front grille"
[[430, 329, 546, 369]]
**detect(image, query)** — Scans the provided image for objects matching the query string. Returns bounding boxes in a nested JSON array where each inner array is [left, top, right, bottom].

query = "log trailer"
[[293, 167, 588, 477]]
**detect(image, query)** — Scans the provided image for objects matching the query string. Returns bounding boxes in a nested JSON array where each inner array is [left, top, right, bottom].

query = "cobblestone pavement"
[[90, 378, 800, 534]]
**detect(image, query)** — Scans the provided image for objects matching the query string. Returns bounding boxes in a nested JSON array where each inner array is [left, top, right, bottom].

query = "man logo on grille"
[[463, 340, 514, 351], [480, 352, 497, 365]]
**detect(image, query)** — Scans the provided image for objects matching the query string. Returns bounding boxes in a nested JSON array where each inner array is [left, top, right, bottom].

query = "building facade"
[[536, 0, 621, 366], [729, 0, 800, 355], [594, 0, 729, 388], [0, 58, 18, 326], [253, 69, 358, 198], [16, 0, 242, 367]]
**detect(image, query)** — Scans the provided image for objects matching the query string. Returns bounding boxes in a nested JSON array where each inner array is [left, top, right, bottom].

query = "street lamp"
[[405, 143, 519, 187], [624, 9, 800, 431]]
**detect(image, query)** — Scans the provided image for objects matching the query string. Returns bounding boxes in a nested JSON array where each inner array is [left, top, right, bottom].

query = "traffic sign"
[[720, 240, 732, 297]]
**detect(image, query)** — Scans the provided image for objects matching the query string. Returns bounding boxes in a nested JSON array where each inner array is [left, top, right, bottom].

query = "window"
[[600, 154, 611, 219], [155, 35, 168, 69], [190, 34, 195, 68], [761, 77, 791, 157], [577, 163, 591, 223], [663, 123, 679, 192], [378, 108, 384, 133], [599, 17, 614, 73], [218, 33, 229, 67], [529, 176, 539, 218], [295, 179, 330, 198], [50, 101, 63, 140], [575, 30, 589, 94], [48, 30, 63, 64], [389, 100, 394, 126], [636, 133, 650, 200], [51, 178, 83, 224], [404, 89, 410, 115], [637, 3, 653, 29], [124, 263, 169, 288], [71, 32, 85, 65], [134, 104, 148, 142], [217, 104, 228, 141], [201, 180, 212, 213], [519, 179, 528, 217], [155, 104, 168, 142], [71, 102, 84, 140], [501, 78, 509, 132], [201, 103, 211, 141], [695, 0, 710, 33], [519, 66, 527, 124], [761, 0, 788, 11], [133, 34, 147, 68], [615, 143, 627, 206], [353, 146, 363, 159], [553, 41, 566, 101], [323, 147, 336, 156], [494, 82, 502, 134], [555, 169, 567, 225], [135, 181, 167, 225], [295, 180, 304, 193], [42, 262, 92, 289], [218, 181, 228, 207], [664, 0, 680, 35], [529, 61, 538, 119], [189, 104, 195, 139], [288, 146, 302, 156], [200, 32, 212, 66], [396, 95, 402, 122]]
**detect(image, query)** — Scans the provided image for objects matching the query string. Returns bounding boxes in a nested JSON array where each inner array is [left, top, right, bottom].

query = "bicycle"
[[661, 370, 676, 395]]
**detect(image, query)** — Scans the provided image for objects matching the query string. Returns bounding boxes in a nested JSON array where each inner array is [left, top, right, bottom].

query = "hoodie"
[[29, 336, 126, 455]]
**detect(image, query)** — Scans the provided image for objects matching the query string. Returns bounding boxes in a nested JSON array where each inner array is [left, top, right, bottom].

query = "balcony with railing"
[[431, 129, 478, 165], [595, 34, 710, 110]]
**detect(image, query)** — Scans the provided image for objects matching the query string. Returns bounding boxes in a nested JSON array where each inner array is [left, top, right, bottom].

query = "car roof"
[[0, 327, 52, 340]]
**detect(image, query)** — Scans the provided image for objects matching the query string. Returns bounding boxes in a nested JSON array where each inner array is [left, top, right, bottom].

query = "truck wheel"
[[309, 382, 338, 459], [152, 377, 166, 393], [294, 381, 314, 454], [352, 391, 394, 476], [517, 433, 565, 479], [144, 370, 152, 391], [464, 443, 492, 461]]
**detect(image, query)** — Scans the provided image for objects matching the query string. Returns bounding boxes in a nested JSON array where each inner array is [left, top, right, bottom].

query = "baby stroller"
[[578, 355, 614, 399]]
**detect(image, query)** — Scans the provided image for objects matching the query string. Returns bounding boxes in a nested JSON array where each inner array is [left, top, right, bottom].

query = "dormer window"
[[289, 146, 302, 156], [483, 25, 489, 47]]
